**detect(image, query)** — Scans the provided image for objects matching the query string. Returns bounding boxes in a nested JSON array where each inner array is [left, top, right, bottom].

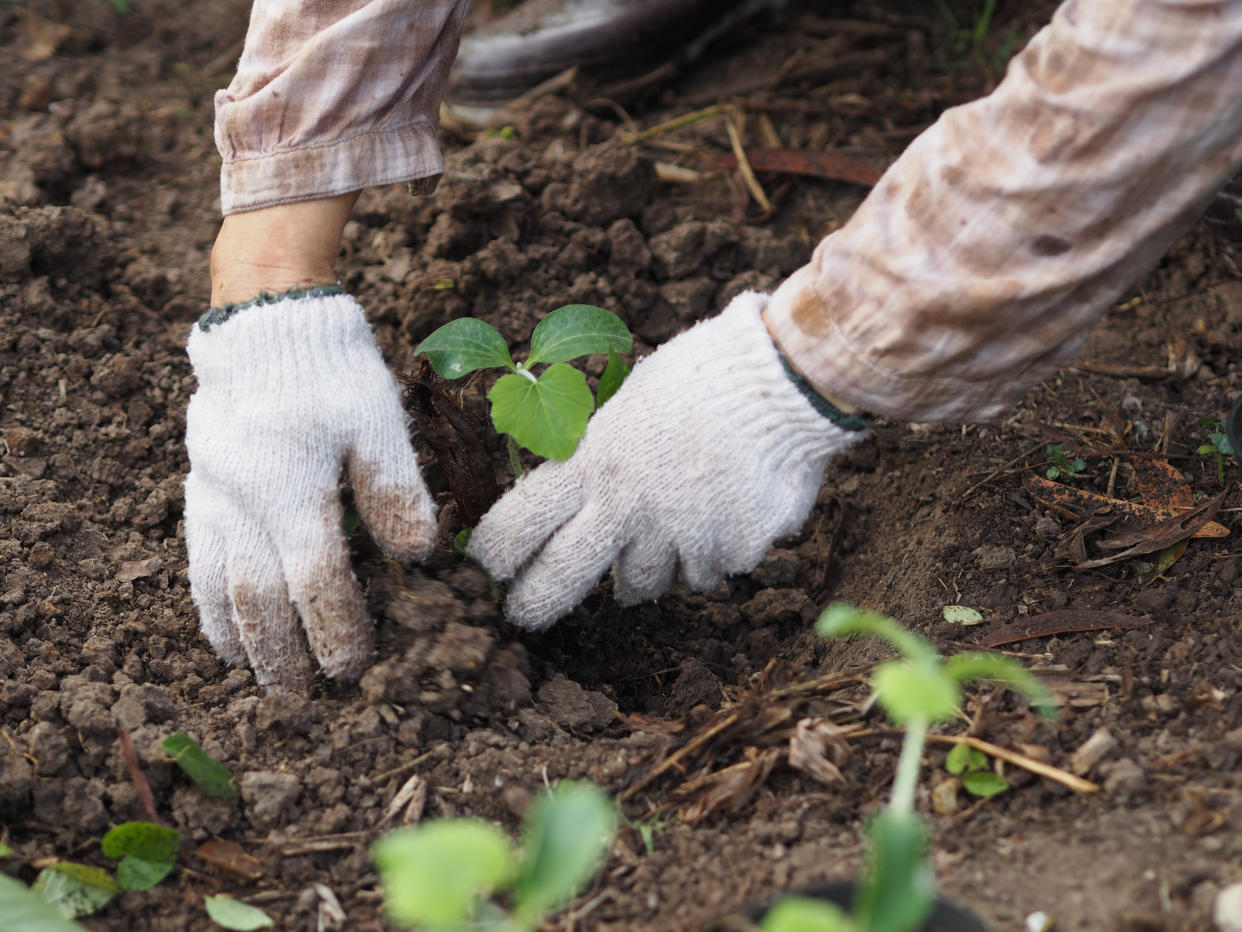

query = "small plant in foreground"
[[761, 605, 1055, 932], [373, 779, 616, 932], [416, 304, 631, 464], [1044, 442, 1085, 481], [1196, 416, 1234, 485]]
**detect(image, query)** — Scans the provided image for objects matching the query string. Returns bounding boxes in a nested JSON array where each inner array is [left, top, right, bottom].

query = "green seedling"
[[0, 871, 91, 931], [1044, 443, 1086, 481], [944, 744, 1009, 799], [416, 304, 631, 465], [619, 810, 676, 857], [762, 604, 1055, 932], [204, 894, 274, 930], [162, 733, 239, 798], [373, 779, 616, 932], [1196, 416, 1234, 485], [101, 822, 181, 892], [932, 0, 1017, 72], [30, 862, 120, 920]]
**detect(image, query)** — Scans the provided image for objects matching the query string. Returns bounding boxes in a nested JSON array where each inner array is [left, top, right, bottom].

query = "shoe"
[[448, 0, 780, 107]]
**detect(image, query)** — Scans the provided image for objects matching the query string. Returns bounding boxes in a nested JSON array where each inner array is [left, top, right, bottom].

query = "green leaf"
[[871, 660, 961, 725], [372, 819, 516, 928], [489, 364, 594, 460], [513, 781, 616, 923], [116, 856, 175, 892], [761, 895, 857, 932], [31, 863, 120, 919], [596, 349, 630, 408], [102, 822, 181, 864], [815, 604, 940, 667], [0, 843, 12, 858], [416, 318, 514, 378], [1155, 540, 1188, 573], [1211, 432, 1234, 456], [102, 822, 180, 891], [526, 305, 631, 367], [454, 525, 473, 555], [942, 652, 1058, 719], [1198, 443, 1218, 456], [853, 811, 935, 932], [0, 872, 91, 932], [944, 743, 971, 775], [961, 770, 1010, 798], [204, 894, 274, 930], [162, 733, 239, 798]]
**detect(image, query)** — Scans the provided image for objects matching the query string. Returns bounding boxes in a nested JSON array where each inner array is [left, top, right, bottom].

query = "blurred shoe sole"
[[447, 0, 783, 110]]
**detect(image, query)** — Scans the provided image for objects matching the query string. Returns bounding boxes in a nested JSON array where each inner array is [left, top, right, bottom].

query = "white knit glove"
[[467, 291, 867, 630], [184, 290, 436, 692]]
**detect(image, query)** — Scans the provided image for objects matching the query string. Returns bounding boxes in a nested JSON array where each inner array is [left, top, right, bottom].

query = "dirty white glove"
[[468, 291, 867, 629], [184, 289, 436, 692]]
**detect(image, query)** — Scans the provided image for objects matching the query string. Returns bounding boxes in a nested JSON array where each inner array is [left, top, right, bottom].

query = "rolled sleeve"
[[766, 0, 1242, 422], [215, 0, 468, 214]]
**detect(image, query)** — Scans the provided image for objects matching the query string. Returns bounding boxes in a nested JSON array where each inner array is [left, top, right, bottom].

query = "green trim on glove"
[[197, 284, 346, 332], [777, 355, 871, 432]]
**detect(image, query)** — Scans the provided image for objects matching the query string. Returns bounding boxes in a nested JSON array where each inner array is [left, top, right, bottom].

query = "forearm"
[[766, 0, 1242, 422], [210, 193, 359, 306]]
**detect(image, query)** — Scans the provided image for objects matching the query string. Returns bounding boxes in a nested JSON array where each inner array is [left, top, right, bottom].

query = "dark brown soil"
[[4, 1, 1242, 930]]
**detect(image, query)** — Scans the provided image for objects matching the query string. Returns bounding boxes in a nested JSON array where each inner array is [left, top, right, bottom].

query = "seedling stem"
[[890, 716, 927, 819]]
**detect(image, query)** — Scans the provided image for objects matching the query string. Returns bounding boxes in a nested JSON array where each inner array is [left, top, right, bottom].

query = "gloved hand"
[[467, 291, 867, 630], [184, 289, 437, 692]]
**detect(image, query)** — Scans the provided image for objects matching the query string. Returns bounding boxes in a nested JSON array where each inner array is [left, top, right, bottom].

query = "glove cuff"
[[776, 354, 872, 432], [197, 283, 346, 333]]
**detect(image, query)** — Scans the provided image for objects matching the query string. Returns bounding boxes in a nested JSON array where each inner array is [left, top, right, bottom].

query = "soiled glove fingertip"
[[317, 639, 375, 682], [361, 488, 439, 563], [501, 583, 571, 632]]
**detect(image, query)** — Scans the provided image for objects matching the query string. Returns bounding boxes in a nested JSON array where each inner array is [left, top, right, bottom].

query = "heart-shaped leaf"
[[417, 318, 514, 378], [527, 305, 631, 366], [489, 364, 594, 460]]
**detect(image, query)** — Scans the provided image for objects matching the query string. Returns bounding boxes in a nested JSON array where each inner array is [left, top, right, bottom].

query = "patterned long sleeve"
[[214, 0, 468, 214], [765, 0, 1242, 422]]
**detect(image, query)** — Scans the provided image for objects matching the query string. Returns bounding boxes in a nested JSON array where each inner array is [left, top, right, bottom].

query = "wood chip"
[[1070, 727, 1117, 776], [196, 840, 264, 881]]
